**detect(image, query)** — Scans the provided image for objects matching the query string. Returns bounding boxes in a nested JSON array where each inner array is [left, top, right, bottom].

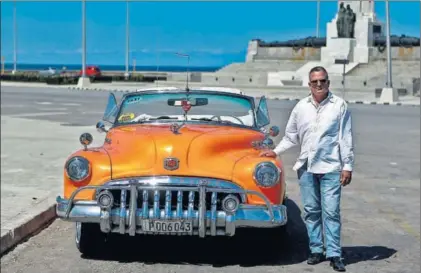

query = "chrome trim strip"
[[210, 192, 217, 236], [198, 182, 207, 238], [188, 191, 194, 220], [119, 189, 126, 234], [129, 185, 137, 236], [102, 176, 245, 189], [165, 190, 171, 220], [176, 190, 183, 219], [153, 190, 160, 218], [142, 190, 148, 219]]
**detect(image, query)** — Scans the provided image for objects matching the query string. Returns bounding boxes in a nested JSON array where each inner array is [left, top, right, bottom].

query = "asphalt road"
[[1, 86, 420, 273]]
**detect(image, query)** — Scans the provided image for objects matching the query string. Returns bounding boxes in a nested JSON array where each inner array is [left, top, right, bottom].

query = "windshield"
[[116, 92, 256, 128]]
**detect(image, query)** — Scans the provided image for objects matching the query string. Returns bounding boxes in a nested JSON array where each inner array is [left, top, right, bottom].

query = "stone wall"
[[253, 47, 321, 61], [369, 47, 420, 61], [250, 45, 420, 62]]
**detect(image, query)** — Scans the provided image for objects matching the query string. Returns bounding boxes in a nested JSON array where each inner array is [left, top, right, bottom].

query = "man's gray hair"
[[309, 66, 329, 80]]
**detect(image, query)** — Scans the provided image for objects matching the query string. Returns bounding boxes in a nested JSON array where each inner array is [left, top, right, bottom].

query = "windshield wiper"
[[150, 116, 179, 120], [191, 118, 232, 124], [191, 117, 213, 122]]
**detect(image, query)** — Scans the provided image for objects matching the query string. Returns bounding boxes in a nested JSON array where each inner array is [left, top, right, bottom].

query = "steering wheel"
[[209, 115, 244, 125]]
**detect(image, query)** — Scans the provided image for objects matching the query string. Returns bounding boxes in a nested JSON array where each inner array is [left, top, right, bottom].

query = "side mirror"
[[96, 121, 108, 133], [262, 138, 274, 149], [269, 126, 280, 137]]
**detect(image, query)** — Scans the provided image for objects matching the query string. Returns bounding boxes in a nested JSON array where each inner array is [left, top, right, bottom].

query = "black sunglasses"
[[310, 79, 328, 85]]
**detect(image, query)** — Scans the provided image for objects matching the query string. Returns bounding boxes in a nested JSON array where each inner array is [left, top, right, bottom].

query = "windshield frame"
[[112, 90, 260, 131]]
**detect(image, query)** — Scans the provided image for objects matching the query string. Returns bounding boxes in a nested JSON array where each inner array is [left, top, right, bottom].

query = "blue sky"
[[1, 1, 420, 67]]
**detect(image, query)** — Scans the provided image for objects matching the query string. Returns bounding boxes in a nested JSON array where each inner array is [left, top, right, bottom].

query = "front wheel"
[[75, 222, 108, 257]]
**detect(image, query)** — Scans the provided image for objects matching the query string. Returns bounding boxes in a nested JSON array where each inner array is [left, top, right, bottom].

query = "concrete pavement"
[[0, 85, 420, 272], [0, 116, 105, 254]]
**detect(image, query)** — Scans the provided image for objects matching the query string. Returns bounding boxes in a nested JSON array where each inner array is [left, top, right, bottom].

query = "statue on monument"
[[345, 4, 356, 38], [336, 3, 346, 38], [336, 2, 356, 38]]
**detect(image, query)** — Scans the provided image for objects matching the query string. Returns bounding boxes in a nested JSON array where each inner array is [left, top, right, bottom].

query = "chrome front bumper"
[[56, 176, 287, 237]]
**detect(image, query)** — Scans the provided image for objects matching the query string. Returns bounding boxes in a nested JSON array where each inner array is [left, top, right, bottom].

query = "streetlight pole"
[[385, 0, 392, 88], [125, 0, 130, 79], [379, 0, 398, 102], [81, 0, 86, 78], [175, 52, 190, 90], [316, 0, 320, 38], [13, 0, 17, 73]]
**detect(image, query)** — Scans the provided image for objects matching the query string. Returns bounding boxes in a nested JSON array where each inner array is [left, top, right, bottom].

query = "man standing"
[[260, 66, 354, 272]]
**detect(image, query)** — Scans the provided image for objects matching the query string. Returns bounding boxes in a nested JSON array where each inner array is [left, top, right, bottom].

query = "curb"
[[0, 204, 57, 256], [250, 96, 419, 106], [68, 86, 132, 93], [67, 86, 420, 107]]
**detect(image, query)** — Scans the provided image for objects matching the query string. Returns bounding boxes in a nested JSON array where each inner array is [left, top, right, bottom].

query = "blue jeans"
[[297, 164, 342, 258]]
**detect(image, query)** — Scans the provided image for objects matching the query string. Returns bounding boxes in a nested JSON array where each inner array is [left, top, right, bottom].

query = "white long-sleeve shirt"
[[273, 92, 354, 174]]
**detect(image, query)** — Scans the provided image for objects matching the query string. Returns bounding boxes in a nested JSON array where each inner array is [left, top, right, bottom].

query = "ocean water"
[[2, 63, 222, 72]]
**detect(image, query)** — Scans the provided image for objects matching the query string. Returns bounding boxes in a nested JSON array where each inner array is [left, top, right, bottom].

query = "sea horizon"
[[1, 63, 223, 72]]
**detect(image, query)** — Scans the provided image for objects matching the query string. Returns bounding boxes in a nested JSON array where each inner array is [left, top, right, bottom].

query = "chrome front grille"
[[59, 176, 286, 237], [109, 188, 241, 212]]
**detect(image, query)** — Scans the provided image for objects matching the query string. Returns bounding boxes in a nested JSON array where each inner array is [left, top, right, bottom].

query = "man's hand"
[[259, 150, 277, 158], [340, 170, 352, 186]]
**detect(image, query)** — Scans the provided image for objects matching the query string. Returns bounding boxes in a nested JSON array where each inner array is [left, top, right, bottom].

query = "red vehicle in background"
[[79, 66, 102, 77]]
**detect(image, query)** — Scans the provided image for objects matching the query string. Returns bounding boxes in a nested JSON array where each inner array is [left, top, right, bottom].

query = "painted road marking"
[[81, 111, 104, 115], [7, 112, 69, 117], [1, 104, 26, 108], [59, 103, 81, 106], [2, 168, 25, 174], [36, 107, 68, 111]]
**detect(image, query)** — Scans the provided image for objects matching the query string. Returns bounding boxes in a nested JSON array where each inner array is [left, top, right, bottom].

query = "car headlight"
[[253, 162, 280, 188], [65, 156, 90, 182]]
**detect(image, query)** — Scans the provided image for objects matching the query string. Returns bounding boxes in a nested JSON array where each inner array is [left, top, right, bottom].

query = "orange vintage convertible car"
[[56, 86, 288, 255]]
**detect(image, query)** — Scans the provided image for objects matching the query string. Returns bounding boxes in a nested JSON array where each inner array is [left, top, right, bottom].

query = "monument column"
[[361, 0, 375, 17]]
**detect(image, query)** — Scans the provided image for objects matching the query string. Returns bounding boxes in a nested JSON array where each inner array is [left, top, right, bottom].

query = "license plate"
[[141, 220, 193, 233]]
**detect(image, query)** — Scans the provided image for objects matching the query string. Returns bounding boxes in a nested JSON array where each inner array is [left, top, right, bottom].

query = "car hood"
[[102, 123, 265, 181]]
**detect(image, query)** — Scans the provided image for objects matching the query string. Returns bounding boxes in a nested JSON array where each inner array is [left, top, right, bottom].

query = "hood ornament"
[[164, 157, 180, 171], [170, 122, 183, 134]]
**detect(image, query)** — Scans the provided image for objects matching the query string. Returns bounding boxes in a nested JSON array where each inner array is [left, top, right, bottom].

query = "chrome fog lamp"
[[97, 190, 114, 209], [222, 194, 240, 213], [79, 133, 93, 150], [253, 162, 280, 188]]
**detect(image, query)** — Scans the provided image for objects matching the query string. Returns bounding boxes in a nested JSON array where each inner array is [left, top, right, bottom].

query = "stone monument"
[[321, 0, 384, 64]]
